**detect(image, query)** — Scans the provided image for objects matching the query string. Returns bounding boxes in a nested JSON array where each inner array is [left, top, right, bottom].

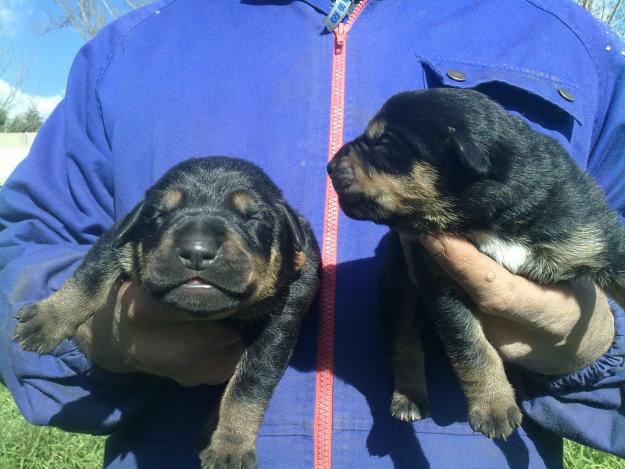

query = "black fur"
[[15, 157, 320, 469], [328, 88, 625, 439]]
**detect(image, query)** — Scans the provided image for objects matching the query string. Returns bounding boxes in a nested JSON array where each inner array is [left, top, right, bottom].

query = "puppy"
[[327, 88, 625, 439], [14, 157, 320, 469]]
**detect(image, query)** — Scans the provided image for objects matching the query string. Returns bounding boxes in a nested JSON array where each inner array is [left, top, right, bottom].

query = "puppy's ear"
[[278, 203, 308, 272], [112, 201, 146, 248], [445, 126, 491, 176], [278, 203, 305, 252]]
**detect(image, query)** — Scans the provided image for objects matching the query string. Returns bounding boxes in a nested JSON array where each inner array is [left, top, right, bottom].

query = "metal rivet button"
[[558, 88, 574, 102], [447, 70, 466, 82]]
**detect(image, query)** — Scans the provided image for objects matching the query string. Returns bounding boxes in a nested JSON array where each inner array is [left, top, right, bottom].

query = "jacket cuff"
[[529, 299, 625, 392]]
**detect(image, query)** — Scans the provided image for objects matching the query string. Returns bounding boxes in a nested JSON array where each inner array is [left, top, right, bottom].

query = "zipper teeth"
[[346, 0, 368, 26], [314, 2, 369, 469]]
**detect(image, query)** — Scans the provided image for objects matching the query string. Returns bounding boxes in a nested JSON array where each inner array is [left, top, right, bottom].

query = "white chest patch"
[[470, 231, 531, 274]]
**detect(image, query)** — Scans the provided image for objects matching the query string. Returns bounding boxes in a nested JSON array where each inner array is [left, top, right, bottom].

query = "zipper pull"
[[324, 0, 352, 32], [335, 23, 347, 49]]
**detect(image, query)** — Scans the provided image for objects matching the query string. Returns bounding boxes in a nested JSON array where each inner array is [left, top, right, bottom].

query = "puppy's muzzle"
[[327, 156, 355, 193]]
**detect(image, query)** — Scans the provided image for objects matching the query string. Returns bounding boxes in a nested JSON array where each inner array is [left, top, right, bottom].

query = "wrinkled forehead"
[[150, 167, 265, 209]]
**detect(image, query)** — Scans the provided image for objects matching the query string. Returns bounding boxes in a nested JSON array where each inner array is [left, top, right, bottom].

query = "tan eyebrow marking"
[[365, 118, 386, 139], [161, 186, 184, 211]]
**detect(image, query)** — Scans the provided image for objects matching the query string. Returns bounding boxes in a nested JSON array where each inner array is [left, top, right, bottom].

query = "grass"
[[1, 385, 623, 468], [564, 439, 625, 469], [0, 385, 105, 469]]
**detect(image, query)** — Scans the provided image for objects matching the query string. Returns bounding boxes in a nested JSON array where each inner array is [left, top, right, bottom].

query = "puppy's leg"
[[389, 288, 429, 422], [14, 238, 131, 354], [431, 293, 522, 439], [199, 274, 319, 469], [381, 234, 429, 421]]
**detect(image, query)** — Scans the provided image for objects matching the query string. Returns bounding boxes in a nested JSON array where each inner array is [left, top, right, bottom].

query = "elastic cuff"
[[529, 299, 625, 391]]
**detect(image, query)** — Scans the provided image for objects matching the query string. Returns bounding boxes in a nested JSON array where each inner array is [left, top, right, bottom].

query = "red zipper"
[[314, 2, 369, 468]]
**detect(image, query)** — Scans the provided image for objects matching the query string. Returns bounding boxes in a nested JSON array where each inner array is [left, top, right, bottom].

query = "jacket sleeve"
[[0, 32, 161, 435], [516, 31, 625, 457]]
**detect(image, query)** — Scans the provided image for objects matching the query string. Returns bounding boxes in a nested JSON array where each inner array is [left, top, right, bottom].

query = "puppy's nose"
[[327, 158, 354, 192], [327, 157, 339, 176], [177, 239, 218, 271]]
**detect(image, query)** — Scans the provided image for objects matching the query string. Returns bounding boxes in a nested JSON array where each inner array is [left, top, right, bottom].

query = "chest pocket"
[[418, 57, 583, 146]]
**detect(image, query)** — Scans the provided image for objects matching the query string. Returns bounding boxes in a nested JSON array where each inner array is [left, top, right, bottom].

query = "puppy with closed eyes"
[[327, 87, 625, 439], [14, 157, 320, 469]]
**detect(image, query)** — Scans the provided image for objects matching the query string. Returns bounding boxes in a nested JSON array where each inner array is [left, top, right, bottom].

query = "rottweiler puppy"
[[14, 157, 320, 468], [327, 88, 625, 439]]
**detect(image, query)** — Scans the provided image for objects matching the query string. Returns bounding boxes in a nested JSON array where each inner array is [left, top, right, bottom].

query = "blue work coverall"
[[1, 1, 624, 467]]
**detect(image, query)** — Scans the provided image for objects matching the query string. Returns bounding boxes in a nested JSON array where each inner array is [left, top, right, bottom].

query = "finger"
[[419, 233, 507, 285], [419, 233, 519, 313]]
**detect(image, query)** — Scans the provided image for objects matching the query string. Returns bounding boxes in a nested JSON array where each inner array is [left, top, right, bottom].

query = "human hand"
[[75, 280, 243, 386], [417, 233, 615, 375]]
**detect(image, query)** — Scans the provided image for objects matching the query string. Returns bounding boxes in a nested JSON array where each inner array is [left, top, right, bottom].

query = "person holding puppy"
[[1, 1, 624, 468]]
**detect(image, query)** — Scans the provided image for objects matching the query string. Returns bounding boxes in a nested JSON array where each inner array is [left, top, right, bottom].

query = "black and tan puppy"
[[14, 157, 320, 468], [328, 87, 625, 439]]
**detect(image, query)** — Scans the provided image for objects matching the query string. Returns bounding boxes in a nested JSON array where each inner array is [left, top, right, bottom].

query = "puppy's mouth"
[[335, 192, 375, 220], [181, 276, 216, 289], [171, 275, 249, 298], [145, 273, 251, 316]]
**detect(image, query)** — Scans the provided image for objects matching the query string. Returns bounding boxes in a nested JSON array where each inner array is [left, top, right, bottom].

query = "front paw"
[[390, 390, 429, 422], [468, 394, 522, 439], [199, 438, 256, 469], [13, 303, 72, 354]]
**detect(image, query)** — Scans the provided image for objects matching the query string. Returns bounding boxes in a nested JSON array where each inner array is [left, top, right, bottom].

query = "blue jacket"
[[1, 1, 624, 467]]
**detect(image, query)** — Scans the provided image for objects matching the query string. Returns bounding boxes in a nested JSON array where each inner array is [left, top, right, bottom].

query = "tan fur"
[[530, 225, 606, 281], [51, 244, 133, 315], [161, 187, 184, 211], [117, 242, 136, 273], [356, 160, 459, 229], [293, 251, 307, 272], [143, 232, 176, 278], [452, 310, 521, 437], [248, 246, 282, 303], [231, 191, 257, 217], [209, 359, 265, 450], [41, 261, 120, 337], [365, 118, 386, 139]]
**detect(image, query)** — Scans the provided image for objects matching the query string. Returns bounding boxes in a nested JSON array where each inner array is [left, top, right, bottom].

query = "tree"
[[4, 106, 43, 133], [47, 0, 151, 39], [0, 108, 8, 130], [576, 0, 625, 37]]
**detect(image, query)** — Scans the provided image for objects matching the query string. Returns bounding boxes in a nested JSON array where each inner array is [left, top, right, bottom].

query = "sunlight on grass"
[[564, 438, 625, 469], [1, 384, 624, 468], [0, 385, 105, 469]]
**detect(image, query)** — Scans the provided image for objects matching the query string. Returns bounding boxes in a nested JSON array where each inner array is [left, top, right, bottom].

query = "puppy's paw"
[[199, 436, 256, 469], [13, 303, 72, 354], [390, 390, 429, 422], [468, 395, 522, 439]]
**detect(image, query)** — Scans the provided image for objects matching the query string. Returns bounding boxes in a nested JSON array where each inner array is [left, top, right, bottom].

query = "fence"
[[0, 133, 36, 185]]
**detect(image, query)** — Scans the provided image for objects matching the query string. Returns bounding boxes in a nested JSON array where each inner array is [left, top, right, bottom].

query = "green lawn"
[[0, 385, 104, 469], [1, 385, 623, 468]]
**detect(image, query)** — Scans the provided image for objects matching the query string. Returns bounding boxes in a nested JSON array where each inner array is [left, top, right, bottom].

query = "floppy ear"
[[112, 201, 146, 248], [278, 202, 306, 253], [445, 126, 491, 176], [278, 202, 308, 273]]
